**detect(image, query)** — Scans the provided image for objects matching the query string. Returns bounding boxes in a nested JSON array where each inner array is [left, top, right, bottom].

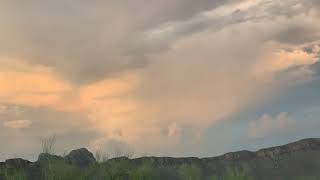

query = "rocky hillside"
[[1, 138, 320, 180]]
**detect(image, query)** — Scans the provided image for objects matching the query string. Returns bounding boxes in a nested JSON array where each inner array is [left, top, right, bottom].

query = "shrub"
[[178, 164, 202, 180], [104, 160, 131, 180], [41, 135, 57, 154], [1, 169, 27, 180], [95, 149, 109, 163], [210, 167, 253, 180], [131, 160, 154, 180], [289, 176, 320, 180]]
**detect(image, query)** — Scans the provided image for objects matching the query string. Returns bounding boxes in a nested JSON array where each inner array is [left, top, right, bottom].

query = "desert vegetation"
[[2, 161, 319, 180]]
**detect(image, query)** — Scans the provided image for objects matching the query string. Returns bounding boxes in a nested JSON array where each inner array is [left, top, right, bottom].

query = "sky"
[[0, 0, 320, 161]]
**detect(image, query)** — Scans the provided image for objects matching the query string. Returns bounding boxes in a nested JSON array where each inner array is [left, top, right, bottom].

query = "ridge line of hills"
[[2, 138, 320, 165], [1, 138, 320, 180]]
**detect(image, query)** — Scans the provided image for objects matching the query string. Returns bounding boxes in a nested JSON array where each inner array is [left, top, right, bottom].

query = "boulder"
[[5, 158, 31, 169], [64, 148, 96, 168], [37, 153, 65, 163]]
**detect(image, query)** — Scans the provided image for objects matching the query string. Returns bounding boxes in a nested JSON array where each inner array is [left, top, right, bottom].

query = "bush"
[[104, 160, 131, 180], [210, 167, 253, 180], [0, 169, 27, 180], [289, 176, 320, 180], [131, 160, 154, 180], [41, 135, 57, 154], [178, 164, 202, 180]]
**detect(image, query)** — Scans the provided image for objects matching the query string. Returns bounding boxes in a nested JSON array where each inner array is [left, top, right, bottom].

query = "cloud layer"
[[0, 0, 320, 159]]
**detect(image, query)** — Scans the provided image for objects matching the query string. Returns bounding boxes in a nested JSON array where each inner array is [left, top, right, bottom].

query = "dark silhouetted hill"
[[1, 138, 320, 180]]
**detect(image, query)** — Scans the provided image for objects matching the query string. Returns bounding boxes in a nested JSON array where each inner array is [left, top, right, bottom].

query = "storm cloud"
[[1, 0, 320, 160]]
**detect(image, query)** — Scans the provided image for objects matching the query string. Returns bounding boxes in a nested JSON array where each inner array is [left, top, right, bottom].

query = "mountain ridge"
[[1, 138, 320, 180], [1, 138, 320, 166]]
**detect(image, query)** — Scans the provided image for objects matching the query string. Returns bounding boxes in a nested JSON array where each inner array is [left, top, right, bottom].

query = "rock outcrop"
[[64, 148, 96, 168], [256, 138, 320, 158], [37, 153, 65, 163], [3, 158, 31, 169]]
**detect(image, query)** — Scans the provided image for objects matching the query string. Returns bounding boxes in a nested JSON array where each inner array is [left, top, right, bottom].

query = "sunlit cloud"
[[0, 0, 320, 159], [0, 57, 79, 111], [3, 119, 32, 129]]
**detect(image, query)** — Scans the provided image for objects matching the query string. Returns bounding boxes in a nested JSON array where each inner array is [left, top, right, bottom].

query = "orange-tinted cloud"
[[1, 0, 320, 156], [252, 42, 319, 83], [3, 119, 32, 129], [0, 57, 80, 111]]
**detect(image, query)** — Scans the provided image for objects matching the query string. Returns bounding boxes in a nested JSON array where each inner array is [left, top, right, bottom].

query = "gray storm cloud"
[[0, 0, 319, 83], [1, 0, 320, 160], [0, 0, 235, 84]]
